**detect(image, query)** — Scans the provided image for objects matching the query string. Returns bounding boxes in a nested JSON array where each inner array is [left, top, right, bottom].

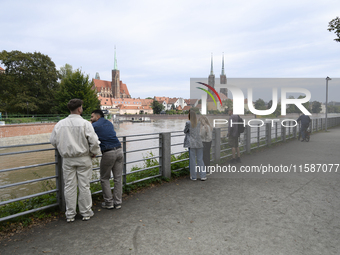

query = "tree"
[[328, 17, 340, 42], [54, 65, 100, 114], [150, 100, 164, 114], [298, 95, 310, 112], [254, 98, 267, 110], [0, 50, 59, 114], [273, 103, 281, 117], [222, 99, 233, 111], [311, 101, 322, 113], [286, 96, 299, 113], [59, 63, 73, 79]]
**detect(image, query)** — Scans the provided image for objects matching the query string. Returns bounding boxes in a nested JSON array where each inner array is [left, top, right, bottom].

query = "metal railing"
[[1, 116, 340, 222]]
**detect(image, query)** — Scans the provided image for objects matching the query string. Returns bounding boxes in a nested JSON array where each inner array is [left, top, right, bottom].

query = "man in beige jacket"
[[50, 99, 101, 222]]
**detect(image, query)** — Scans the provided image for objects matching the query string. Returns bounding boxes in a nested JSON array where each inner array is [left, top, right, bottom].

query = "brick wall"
[[0, 123, 56, 138]]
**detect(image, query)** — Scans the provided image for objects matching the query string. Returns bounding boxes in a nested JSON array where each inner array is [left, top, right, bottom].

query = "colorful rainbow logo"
[[196, 82, 222, 107]]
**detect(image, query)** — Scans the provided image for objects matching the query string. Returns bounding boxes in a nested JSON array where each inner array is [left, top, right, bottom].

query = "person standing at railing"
[[91, 109, 123, 210], [188, 111, 206, 181], [50, 99, 101, 223], [184, 111, 190, 170], [227, 109, 241, 163], [297, 113, 311, 142], [199, 115, 213, 175]]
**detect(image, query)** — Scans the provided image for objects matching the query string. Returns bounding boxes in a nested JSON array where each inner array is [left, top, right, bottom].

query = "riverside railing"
[[1, 116, 340, 222]]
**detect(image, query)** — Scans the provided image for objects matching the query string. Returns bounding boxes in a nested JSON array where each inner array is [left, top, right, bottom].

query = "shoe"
[[190, 177, 197, 181], [201, 177, 207, 181], [66, 217, 75, 223], [115, 204, 122, 209], [236, 157, 241, 163], [102, 202, 114, 209], [230, 158, 237, 164], [82, 212, 94, 221]]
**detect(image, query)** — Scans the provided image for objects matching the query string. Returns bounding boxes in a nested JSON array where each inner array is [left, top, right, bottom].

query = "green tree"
[[254, 98, 267, 111], [286, 96, 300, 113], [311, 101, 322, 113], [222, 99, 233, 110], [59, 63, 73, 79], [150, 100, 164, 114], [54, 65, 100, 114], [328, 17, 340, 42], [298, 95, 310, 113], [0, 50, 59, 114], [273, 103, 281, 117]]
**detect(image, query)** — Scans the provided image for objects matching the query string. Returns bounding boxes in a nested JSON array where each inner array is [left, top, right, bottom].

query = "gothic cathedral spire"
[[208, 53, 215, 88], [112, 46, 120, 98], [114, 46, 118, 70], [220, 52, 228, 97]]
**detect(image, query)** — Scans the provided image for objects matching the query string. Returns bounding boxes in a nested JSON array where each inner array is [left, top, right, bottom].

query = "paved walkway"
[[1, 127, 340, 255]]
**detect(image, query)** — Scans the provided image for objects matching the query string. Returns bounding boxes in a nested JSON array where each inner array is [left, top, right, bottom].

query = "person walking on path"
[[50, 99, 101, 222], [188, 111, 206, 181], [91, 109, 123, 210], [297, 113, 311, 142], [227, 109, 241, 163], [199, 115, 213, 174]]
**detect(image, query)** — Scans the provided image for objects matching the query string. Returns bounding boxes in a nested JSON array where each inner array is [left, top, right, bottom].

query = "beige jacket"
[[200, 124, 212, 142], [50, 114, 101, 158]]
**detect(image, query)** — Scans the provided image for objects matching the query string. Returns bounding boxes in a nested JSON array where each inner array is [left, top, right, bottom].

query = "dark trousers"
[[203, 141, 212, 170]]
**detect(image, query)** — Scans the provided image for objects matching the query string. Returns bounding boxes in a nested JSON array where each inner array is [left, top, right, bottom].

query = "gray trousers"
[[62, 156, 94, 218], [100, 148, 124, 206]]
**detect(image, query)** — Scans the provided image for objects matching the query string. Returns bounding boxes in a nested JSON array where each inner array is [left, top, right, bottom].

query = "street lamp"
[[325, 77, 331, 131]]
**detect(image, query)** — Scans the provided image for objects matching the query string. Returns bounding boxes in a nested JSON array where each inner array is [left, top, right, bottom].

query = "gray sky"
[[1, 0, 339, 102]]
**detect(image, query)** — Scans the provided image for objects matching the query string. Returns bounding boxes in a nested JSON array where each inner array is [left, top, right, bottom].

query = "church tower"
[[111, 47, 121, 98], [208, 53, 215, 89], [220, 53, 228, 97]]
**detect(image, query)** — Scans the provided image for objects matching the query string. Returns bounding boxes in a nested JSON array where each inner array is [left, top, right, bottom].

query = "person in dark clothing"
[[227, 109, 241, 163], [296, 114, 311, 142], [91, 109, 123, 209]]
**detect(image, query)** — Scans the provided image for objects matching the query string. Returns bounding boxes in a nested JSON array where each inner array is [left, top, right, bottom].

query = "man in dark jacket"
[[296, 114, 311, 142], [91, 110, 123, 209]]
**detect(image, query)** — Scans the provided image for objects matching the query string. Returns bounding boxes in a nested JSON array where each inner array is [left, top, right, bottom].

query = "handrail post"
[[55, 149, 65, 212], [213, 128, 221, 163], [266, 123, 271, 146], [123, 136, 127, 186], [160, 132, 171, 179], [245, 125, 251, 153], [282, 126, 286, 142]]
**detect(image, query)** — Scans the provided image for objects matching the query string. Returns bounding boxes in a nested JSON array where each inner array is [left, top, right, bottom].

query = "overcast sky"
[[1, 0, 339, 102]]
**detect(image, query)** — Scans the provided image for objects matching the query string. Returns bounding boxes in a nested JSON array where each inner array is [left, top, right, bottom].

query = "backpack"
[[238, 115, 245, 134]]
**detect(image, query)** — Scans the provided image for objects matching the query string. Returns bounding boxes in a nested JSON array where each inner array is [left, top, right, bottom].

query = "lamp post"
[[325, 77, 331, 131], [26, 102, 28, 116]]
